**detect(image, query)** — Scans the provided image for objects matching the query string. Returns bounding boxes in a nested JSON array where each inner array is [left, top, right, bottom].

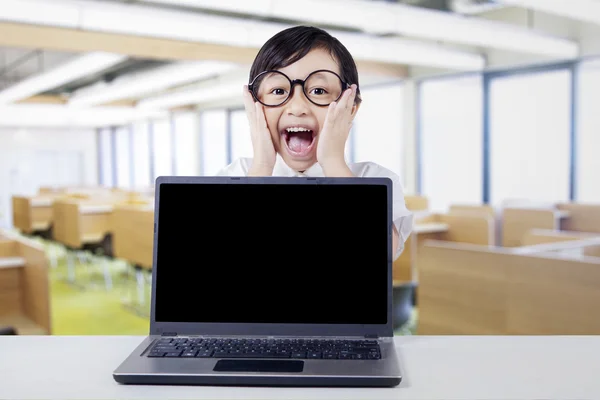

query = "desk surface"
[[1, 335, 599, 400], [413, 223, 449, 234]]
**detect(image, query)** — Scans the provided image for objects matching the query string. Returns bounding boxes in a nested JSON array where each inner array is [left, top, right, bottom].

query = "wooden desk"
[[0, 336, 598, 399], [12, 195, 56, 234], [0, 231, 51, 335], [111, 205, 154, 269], [502, 208, 564, 247], [413, 223, 449, 234], [393, 223, 449, 282], [52, 200, 116, 249]]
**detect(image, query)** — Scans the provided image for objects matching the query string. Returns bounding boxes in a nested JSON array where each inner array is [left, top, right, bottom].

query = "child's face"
[[262, 48, 356, 172]]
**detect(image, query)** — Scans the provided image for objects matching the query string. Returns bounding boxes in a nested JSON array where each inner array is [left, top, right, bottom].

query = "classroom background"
[[1, 0, 599, 337]]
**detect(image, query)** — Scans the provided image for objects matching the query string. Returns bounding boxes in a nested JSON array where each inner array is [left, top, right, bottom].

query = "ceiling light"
[[0, 52, 127, 105], [69, 60, 240, 107]]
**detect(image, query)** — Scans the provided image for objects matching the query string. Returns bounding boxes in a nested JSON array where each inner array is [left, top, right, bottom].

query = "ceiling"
[[0, 0, 504, 96], [0, 0, 587, 127]]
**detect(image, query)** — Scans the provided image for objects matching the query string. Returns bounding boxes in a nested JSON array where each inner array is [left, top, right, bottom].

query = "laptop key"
[[164, 352, 182, 357], [148, 352, 165, 357], [195, 351, 213, 358]]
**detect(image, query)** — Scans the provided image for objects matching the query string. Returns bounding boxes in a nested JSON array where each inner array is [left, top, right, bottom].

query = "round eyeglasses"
[[248, 69, 352, 107]]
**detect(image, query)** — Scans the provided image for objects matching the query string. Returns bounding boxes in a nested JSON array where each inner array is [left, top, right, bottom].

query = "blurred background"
[[1, 0, 599, 338]]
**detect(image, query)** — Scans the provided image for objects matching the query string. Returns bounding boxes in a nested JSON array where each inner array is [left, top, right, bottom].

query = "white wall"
[[0, 127, 98, 228]]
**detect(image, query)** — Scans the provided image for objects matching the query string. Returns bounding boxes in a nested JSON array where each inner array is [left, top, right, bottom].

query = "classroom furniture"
[[111, 204, 154, 316], [0, 230, 51, 335], [391, 282, 415, 330], [52, 197, 116, 289], [521, 228, 600, 247], [12, 195, 56, 236], [404, 195, 429, 211], [501, 207, 568, 247], [51, 190, 153, 290], [0, 326, 16, 335], [557, 203, 600, 234], [393, 211, 495, 283], [448, 204, 496, 218], [417, 237, 600, 335], [1, 336, 598, 399]]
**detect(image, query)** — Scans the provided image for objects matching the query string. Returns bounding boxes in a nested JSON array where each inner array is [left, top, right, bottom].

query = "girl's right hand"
[[243, 85, 276, 175]]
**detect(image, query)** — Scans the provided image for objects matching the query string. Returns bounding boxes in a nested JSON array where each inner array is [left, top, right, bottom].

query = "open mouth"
[[281, 126, 316, 158]]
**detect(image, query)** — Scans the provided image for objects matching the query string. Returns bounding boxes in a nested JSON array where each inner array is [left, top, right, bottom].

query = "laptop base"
[[113, 373, 401, 387]]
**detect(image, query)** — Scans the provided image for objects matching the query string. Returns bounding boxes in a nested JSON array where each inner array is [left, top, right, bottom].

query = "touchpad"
[[213, 360, 304, 373]]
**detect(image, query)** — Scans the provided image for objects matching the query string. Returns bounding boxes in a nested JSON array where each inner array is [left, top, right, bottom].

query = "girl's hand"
[[316, 84, 357, 173], [243, 85, 277, 175]]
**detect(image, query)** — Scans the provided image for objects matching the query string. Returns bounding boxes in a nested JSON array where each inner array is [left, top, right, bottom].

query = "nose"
[[284, 84, 310, 116]]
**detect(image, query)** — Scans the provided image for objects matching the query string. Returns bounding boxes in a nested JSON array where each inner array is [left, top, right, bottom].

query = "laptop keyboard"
[[147, 337, 381, 360]]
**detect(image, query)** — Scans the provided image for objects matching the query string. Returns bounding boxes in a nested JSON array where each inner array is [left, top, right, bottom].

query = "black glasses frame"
[[248, 69, 353, 107]]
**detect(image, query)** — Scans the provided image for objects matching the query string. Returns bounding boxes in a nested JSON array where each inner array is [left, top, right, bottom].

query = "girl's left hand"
[[316, 84, 357, 169]]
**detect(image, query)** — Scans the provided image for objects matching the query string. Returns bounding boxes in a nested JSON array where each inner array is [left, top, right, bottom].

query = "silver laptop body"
[[113, 176, 402, 387]]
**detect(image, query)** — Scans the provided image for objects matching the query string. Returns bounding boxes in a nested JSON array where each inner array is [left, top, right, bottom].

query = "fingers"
[[255, 101, 269, 132], [326, 84, 356, 125], [242, 85, 256, 124]]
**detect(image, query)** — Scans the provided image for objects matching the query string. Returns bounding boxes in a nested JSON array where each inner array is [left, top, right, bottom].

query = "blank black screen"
[[154, 181, 389, 325]]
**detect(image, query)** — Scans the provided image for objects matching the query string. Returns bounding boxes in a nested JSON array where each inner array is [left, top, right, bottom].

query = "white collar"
[[272, 155, 325, 177]]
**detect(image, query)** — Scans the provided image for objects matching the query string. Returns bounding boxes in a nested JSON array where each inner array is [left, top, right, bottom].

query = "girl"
[[218, 25, 413, 260]]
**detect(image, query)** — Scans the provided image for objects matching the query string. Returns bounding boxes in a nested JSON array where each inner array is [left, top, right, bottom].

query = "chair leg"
[[67, 252, 76, 283], [136, 268, 145, 306], [102, 258, 113, 291]]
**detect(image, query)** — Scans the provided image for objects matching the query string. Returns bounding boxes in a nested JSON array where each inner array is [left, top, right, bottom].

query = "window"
[[352, 83, 404, 178], [115, 126, 131, 188], [98, 128, 114, 187], [230, 109, 253, 161], [132, 121, 151, 188], [201, 110, 228, 175], [576, 59, 600, 202], [420, 75, 483, 212], [152, 119, 173, 180], [173, 112, 200, 176], [489, 69, 571, 205]]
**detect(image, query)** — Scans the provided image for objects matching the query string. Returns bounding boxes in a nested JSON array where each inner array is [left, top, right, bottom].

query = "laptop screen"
[[154, 181, 389, 325]]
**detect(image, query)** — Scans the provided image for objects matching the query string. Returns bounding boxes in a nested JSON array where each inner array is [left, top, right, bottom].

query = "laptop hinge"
[[364, 334, 379, 339], [161, 332, 177, 337]]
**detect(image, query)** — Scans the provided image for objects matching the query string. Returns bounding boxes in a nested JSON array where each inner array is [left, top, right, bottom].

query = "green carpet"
[[49, 260, 149, 335], [29, 235, 416, 336]]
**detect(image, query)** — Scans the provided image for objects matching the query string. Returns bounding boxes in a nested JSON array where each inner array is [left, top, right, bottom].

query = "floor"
[[32, 236, 417, 336]]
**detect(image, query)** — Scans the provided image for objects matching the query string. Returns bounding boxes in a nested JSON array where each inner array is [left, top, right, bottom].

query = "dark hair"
[[249, 25, 361, 104]]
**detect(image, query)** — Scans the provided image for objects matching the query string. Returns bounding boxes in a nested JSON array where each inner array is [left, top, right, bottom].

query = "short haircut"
[[249, 25, 362, 104]]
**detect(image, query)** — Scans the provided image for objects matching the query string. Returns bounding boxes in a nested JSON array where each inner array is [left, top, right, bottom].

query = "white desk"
[[1, 336, 599, 399]]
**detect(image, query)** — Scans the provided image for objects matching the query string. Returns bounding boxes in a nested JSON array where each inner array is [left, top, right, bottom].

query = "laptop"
[[113, 176, 402, 387]]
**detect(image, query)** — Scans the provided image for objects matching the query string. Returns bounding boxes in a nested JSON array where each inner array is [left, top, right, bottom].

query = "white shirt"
[[217, 155, 414, 260]]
